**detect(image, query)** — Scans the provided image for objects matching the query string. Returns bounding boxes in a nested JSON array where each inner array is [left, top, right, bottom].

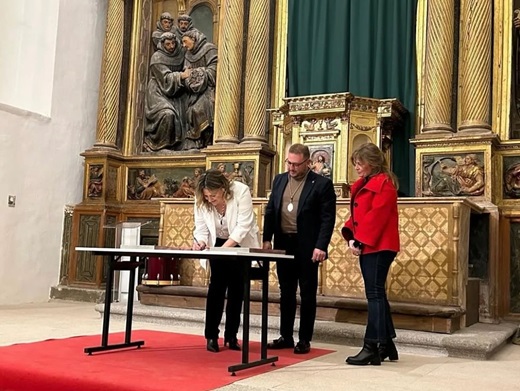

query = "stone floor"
[[1, 300, 520, 391]]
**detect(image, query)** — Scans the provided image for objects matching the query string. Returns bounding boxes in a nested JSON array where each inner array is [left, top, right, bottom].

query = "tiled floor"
[[1, 300, 520, 391]]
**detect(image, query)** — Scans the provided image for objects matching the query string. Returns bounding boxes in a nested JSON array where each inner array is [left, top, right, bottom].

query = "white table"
[[75, 247, 294, 374]]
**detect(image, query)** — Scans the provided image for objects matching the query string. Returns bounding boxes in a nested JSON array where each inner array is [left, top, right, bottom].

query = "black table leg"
[[260, 260, 269, 360], [125, 256, 137, 344], [84, 255, 144, 354], [228, 259, 278, 375], [241, 260, 251, 366]]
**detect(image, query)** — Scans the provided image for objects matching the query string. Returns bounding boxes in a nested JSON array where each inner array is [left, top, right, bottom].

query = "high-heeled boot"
[[206, 338, 219, 353], [379, 339, 398, 361], [224, 336, 241, 351], [346, 342, 381, 366]]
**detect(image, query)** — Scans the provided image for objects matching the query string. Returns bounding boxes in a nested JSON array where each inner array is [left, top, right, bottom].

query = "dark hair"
[[288, 143, 310, 160], [194, 169, 233, 209], [351, 143, 399, 189]]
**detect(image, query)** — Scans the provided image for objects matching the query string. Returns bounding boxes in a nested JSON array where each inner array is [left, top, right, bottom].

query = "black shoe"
[[224, 336, 241, 351], [267, 336, 295, 349], [346, 342, 381, 366], [294, 340, 311, 354], [379, 339, 399, 361], [206, 338, 219, 353]]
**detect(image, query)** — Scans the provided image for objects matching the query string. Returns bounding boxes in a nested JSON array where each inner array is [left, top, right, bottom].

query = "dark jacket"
[[263, 170, 336, 258]]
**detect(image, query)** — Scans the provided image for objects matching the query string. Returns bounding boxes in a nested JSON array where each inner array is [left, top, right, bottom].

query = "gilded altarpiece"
[[274, 93, 406, 192], [61, 0, 520, 329], [155, 197, 480, 333], [65, 0, 235, 291]]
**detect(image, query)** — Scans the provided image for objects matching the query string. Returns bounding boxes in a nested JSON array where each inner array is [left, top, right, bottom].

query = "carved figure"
[[505, 162, 520, 198], [152, 12, 174, 49], [175, 14, 195, 42], [194, 167, 204, 180], [144, 32, 190, 152], [172, 176, 195, 198], [88, 166, 103, 197], [135, 169, 165, 200], [436, 154, 485, 196], [216, 163, 232, 180], [181, 29, 217, 150]]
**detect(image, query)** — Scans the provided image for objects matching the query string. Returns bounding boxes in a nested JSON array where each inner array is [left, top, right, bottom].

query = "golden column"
[[213, 0, 244, 144], [242, 0, 271, 144], [93, 0, 125, 150], [458, 0, 492, 133], [421, 0, 455, 134]]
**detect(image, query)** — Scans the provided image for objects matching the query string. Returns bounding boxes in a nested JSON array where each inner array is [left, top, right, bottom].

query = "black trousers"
[[204, 238, 245, 340], [359, 250, 397, 343], [275, 234, 319, 342]]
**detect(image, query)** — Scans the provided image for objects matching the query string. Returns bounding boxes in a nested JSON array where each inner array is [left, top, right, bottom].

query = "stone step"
[[97, 302, 518, 360]]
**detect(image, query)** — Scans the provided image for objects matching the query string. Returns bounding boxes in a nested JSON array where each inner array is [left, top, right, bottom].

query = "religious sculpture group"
[[144, 13, 217, 152], [423, 153, 485, 197]]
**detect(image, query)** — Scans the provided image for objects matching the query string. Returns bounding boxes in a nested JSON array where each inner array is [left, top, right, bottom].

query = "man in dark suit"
[[263, 143, 336, 354]]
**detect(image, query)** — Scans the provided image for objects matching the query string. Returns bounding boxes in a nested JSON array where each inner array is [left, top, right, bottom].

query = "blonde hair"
[[351, 143, 399, 189], [194, 169, 233, 209]]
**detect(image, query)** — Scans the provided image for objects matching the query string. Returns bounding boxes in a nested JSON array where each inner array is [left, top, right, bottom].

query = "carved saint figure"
[[172, 176, 195, 198], [175, 14, 195, 42], [144, 32, 190, 152], [135, 169, 165, 200], [152, 12, 174, 49], [439, 154, 485, 196], [88, 165, 103, 197], [505, 162, 520, 198], [181, 29, 218, 150]]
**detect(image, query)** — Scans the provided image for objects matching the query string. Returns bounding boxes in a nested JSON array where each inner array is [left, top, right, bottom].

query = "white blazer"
[[193, 181, 261, 248]]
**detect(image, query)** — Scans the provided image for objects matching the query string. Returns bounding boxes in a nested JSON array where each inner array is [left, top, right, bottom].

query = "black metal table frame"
[[75, 247, 293, 374]]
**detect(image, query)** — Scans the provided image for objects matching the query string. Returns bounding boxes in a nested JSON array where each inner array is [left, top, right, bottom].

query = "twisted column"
[[213, 0, 244, 144], [422, 0, 455, 133], [242, 0, 271, 143], [94, 0, 125, 149], [458, 0, 492, 133]]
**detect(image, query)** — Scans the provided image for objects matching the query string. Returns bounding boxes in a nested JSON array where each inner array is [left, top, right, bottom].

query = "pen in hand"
[[193, 237, 206, 251]]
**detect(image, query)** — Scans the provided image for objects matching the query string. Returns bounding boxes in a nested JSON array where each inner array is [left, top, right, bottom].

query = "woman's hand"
[[348, 240, 361, 256], [193, 240, 207, 251]]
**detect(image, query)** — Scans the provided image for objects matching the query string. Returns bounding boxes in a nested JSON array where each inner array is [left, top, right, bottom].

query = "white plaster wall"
[[0, 0, 107, 304], [0, 0, 59, 116]]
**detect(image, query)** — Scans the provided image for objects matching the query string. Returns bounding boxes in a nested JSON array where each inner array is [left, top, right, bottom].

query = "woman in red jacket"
[[342, 143, 400, 366]]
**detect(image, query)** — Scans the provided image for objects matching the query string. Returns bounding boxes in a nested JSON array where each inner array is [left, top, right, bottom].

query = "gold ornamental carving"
[[94, 0, 125, 149], [285, 93, 354, 114], [243, 0, 271, 143], [213, 0, 244, 143], [459, 0, 492, 133], [159, 198, 479, 310], [279, 93, 405, 185], [422, 0, 454, 133]]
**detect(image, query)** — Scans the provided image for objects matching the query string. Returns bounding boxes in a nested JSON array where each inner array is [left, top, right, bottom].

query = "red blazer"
[[342, 173, 400, 254]]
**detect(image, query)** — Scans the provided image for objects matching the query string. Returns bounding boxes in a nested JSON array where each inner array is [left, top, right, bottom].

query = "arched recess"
[[188, 0, 219, 45]]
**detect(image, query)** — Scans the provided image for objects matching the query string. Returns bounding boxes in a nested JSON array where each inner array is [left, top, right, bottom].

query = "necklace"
[[287, 172, 308, 212], [215, 203, 226, 224]]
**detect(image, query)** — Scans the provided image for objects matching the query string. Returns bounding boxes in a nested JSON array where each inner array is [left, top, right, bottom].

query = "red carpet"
[[0, 330, 333, 391]]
